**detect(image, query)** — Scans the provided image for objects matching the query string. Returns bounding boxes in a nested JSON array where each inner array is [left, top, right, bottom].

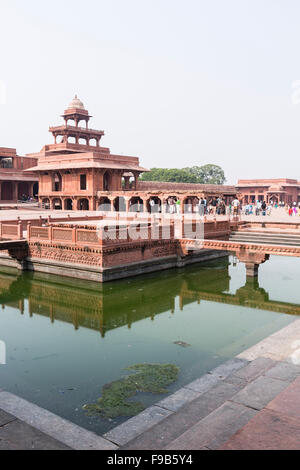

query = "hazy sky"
[[1, 0, 300, 183]]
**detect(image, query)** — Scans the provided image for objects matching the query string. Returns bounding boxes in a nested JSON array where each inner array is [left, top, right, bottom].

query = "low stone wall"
[[0, 218, 232, 282], [239, 221, 300, 230]]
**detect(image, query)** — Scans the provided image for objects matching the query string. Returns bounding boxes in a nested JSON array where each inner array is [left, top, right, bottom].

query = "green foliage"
[[140, 165, 226, 185], [184, 165, 226, 185], [83, 363, 180, 419], [140, 168, 198, 183]]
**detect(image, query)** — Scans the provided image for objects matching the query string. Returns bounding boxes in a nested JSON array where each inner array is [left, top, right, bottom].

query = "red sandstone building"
[[237, 179, 300, 205], [0, 147, 38, 202], [26, 96, 237, 211]]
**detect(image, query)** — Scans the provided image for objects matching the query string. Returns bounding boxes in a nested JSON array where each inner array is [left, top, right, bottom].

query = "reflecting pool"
[[0, 255, 299, 435]]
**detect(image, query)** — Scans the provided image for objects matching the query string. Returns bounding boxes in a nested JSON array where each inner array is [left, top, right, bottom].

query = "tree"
[[139, 168, 199, 183], [184, 165, 226, 185], [139, 164, 226, 185]]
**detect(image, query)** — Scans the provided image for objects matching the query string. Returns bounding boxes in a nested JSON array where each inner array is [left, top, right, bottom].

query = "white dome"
[[68, 95, 85, 110]]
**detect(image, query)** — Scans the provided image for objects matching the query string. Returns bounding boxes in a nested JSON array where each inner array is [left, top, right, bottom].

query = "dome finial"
[[68, 95, 85, 110]]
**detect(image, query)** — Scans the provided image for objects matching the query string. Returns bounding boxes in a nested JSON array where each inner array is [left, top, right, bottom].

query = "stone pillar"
[[141, 199, 147, 213], [124, 177, 130, 190], [13, 183, 19, 201], [236, 251, 270, 279], [245, 262, 259, 277]]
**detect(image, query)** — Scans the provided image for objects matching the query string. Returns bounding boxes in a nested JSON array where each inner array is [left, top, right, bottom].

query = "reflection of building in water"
[[0, 261, 299, 337]]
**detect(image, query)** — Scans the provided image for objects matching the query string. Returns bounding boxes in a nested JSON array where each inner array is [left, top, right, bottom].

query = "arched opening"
[[67, 136, 76, 144], [1, 182, 13, 201], [79, 138, 87, 146], [0, 158, 13, 168], [269, 194, 279, 204], [52, 173, 62, 192], [89, 138, 97, 147], [98, 197, 111, 212], [164, 196, 179, 214], [78, 199, 89, 211], [33, 183, 39, 199], [121, 172, 135, 190], [42, 198, 50, 209], [64, 199, 73, 210], [129, 197, 144, 213], [53, 198, 62, 210], [103, 171, 111, 191], [147, 197, 162, 213], [183, 196, 199, 214], [18, 182, 30, 201], [114, 197, 126, 212]]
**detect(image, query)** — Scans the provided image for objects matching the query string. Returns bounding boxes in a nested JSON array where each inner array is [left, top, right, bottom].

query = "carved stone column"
[[236, 250, 270, 278]]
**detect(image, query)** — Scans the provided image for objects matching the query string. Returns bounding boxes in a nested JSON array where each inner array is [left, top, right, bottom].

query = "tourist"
[[150, 199, 155, 213], [199, 198, 205, 216], [232, 198, 240, 216], [176, 199, 181, 214], [168, 198, 175, 214], [256, 201, 262, 216], [261, 200, 267, 216], [203, 197, 207, 214]]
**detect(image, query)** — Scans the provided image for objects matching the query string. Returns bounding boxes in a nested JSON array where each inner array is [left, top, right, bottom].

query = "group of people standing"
[[287, 202, 300, 216], [151, 196, 300, 217]]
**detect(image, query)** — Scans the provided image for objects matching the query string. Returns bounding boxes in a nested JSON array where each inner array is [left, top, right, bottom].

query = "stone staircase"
[[103, 356, 300, 450], [230, 230, 300, 247]]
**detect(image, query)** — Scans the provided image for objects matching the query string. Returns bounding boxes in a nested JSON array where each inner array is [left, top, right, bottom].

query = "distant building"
[[0, 147, 38, 202], [236, 179, 300, 205]]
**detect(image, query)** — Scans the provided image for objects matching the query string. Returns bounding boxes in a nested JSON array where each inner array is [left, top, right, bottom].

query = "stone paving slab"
[[0, 391, 117, 450], [266, 376, 300, 420], [237, 318, 300, 362], [165, 401, 257, 450], [233, 357, 276, 382], [0, 410, 16, 427], [157, 388, 200, 412], [220, 409, 300, 450], [184, 373, 221, 394], [104, 406, 172, 447], [264, 361, 300, 383], [124, 381, 245, 450], [231, 375, 290, 411], [209, 358, 249, 380], [0, 419, 70, 450]]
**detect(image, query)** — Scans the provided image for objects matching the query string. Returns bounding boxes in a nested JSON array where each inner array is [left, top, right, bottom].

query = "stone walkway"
[[118, 357, 300, 450], [112, 319, 300, 451], [0, 410, 70, 450]]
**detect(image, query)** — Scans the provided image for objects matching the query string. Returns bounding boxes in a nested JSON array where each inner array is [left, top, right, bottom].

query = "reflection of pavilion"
[[0, 260, 299, 337]]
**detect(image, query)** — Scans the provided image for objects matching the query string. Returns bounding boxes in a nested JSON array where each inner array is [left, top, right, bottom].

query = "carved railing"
[[0, 222, 24, 240], [27, 222, 176, 247]]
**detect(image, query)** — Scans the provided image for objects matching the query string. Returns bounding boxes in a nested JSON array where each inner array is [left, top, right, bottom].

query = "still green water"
[[0, 255, 298, 435]]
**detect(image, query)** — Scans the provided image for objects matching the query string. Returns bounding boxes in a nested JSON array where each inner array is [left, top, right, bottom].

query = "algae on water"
[[83, 363, 179, 419]]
